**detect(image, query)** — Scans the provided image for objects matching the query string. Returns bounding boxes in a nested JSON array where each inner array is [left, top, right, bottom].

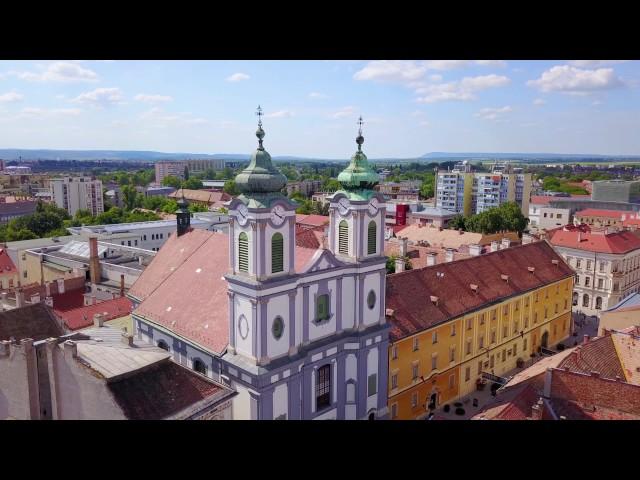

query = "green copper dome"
[[235, 110, 287, 195], [336, 117, 380, 191]]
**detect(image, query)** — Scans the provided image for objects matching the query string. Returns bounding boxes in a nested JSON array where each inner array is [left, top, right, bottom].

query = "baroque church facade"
[[130, 110, 389, 420]]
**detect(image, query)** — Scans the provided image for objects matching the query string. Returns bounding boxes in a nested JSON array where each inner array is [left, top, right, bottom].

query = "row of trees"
[[449, 202, 529, 234]]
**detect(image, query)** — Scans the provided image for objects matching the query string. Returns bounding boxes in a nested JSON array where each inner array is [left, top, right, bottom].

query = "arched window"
[[582, 294, 590, 308], [367, 221, 377, 255], [157, 340, 169, 351], [338, 220, 349, 255], [271, 232, 283, 273], [595, 296, 603, 310], [193, 358, 207, 376], [572, 291, 578, 306], [238, 232, 249, 272], [316, 364, 331, 410]]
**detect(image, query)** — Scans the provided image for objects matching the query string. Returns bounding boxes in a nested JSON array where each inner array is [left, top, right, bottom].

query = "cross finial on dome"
[[255, 105, 265, 149], [356, 115, 365, 151], [256, 105, 263, 128]]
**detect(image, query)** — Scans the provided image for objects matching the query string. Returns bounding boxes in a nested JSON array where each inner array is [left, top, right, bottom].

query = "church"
[[128, 109, 389, 420]]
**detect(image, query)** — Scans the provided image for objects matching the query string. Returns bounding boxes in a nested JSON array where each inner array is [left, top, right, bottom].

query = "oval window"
[[238, 315, 249, 339], [367, 290, 376, 310], [272, 316, 284, 340]]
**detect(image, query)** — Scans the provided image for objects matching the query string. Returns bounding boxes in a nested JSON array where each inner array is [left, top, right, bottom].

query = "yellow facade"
[[23, 252, 81, 285], [388, 277, 574, 420]]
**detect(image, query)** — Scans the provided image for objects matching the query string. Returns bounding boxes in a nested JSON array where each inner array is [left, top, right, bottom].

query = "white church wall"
[[231, 382, 253, 420], [266, 294, 290, 359], [234, 296, 254, 359], [308, 279, 338, 343], [366, 347, 379, 413], [341, 276, 356, 330], [363, 272, 381, 326], [272, 382, 288, 420]]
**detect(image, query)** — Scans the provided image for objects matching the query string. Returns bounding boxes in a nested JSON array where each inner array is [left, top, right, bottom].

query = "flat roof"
[[68, 218, 212, 234]]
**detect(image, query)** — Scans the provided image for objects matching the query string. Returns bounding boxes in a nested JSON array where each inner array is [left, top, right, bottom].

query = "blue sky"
[[0, 60, 638, 158]]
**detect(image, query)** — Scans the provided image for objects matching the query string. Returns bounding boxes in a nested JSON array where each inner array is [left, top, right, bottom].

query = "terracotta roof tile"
[[557, 335, 625, 380], [0, 248, 17, 275], [385, 241, 573, 341], [53, 296, 133, 331], [0, 303, 64, 341], [548, 228, 640, 254], [575, 208, 626, 219]]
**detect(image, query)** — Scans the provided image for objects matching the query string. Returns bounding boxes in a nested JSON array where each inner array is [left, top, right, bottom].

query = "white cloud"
[[429, 74, 443, 82], [0, 92, 24, 103], [331, 106, 356, 119], [266, 110, 294, 118], [17, 107, 82, 118], [353, 61, 428, 84], [415, 74, 510, 103], [12, 62, 99, 83], [568, 60, 628, 68], [475, 106, 513, 120], [426, 60, 507, 70], [533, 98, 546, 106], [309, 92, 329, 99], [226, 72, 250, 82], [72, 87, 124, 106], [527, 65, 624, 94], [134, 93, 173, 104], [475, 60, 507, 68]]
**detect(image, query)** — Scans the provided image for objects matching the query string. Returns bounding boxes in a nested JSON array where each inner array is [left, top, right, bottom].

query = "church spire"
[[335, 115, 380, 197]]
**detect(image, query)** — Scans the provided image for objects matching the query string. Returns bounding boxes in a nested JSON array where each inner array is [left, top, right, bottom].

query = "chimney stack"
[[399, 237, 408, 257], [395, 256, 405, 273], [490, 241, 499, 252], [426, 252, 437, 266], [15, 288, 25, 308], [93, 313, 104, 328], [530, 399, 544, 420], [120, 274, 125, 297], [583, 334, 590, 345], [121, 332, 134, 347], [469, 244, 482, 256], [445, 249, 454, 263], [522, 233, 533, 245], [63, 340, 77, 359], [501, 238, 511, 250], [89, 237, 101, 285]]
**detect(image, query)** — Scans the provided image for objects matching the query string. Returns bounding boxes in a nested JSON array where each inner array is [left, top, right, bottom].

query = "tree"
[[184, 166, 190, 181], [162, 199, 178, 214], [323, 179, 342, 192], [162, 175, 182, 188], [188, 203, 208, 213], [449, 214, 466, 230], [182, 178, 203, 190], [121, 184, 138, 211], [223, 180, 240, 196], [419, 172, 435, 199], [386, 255, 412, 274]]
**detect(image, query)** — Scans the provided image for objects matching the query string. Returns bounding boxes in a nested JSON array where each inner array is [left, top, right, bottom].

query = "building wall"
[[0, 340, 39, 419], [50, 177, 104, 217], [599, 309, 640, 336], [574, 214, 622, 229], [387, 277, 573, 420], [538, 207, 571, 230]]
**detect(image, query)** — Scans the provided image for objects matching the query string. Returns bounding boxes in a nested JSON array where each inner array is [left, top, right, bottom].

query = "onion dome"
[[336, 116, 380, 191]]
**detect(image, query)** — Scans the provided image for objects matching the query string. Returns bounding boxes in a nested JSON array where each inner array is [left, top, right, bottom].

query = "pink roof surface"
[[0, 248, 17, 275], [530, 196, 554, 205], [548, 228, 640, 254], [295, 214, 329, 229], [131, 229, 320, 354], [54, 296, 132, 331], [575, 208, 625, 219]]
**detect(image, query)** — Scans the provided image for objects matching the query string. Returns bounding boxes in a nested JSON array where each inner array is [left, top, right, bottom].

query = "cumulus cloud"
[[0, 92, 24, 103], [309, 92, 329, 99], [11, 62, 99, 83], [527, 65, 624, 94], [426, 60, 507, 70], [533, 98, 546, 106], [72, 87, 124, 106], [475, 106, 513, 120], [17, 107, 82, 118], [353, 61, 428, 83], [266, 110, 294, 118], [331, 106, 356, 119], [568, 60, 628, 68], [134, 93, 173, 103], [226, 72, 250, 82], [415, 74, 510, 103]]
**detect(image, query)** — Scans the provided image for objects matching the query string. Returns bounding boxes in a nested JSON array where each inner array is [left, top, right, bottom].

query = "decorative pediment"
[[301, 248, 347, 273]]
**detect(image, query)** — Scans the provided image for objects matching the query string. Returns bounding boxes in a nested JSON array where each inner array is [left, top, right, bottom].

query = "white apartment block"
[[50, 177, 104, 217], [155, 159, 225, 184]]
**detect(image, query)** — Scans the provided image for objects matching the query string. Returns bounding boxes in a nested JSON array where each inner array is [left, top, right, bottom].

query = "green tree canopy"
[[162, 175, 182, 188]]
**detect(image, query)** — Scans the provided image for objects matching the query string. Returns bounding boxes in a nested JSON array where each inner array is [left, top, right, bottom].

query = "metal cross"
[[358, 115, 364, 135], [256, 105, 263, 127]]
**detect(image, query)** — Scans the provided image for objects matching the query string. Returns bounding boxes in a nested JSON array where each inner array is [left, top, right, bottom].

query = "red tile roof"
[[108, 361, 229, 419], [385, 241, 573, 341], [575, 208, 625, 219], [384, 241, 472, 270], [53, 296, 132, 331], [557, 335, 626, 380], [530, 196, 554, 205], [548, 228, 640, 254], [295, 225, 321, 249], [0, 248, 17, 275], [0, 303, 64, 341], [295, 214, 329, 230], [475, 384, 541, 420]]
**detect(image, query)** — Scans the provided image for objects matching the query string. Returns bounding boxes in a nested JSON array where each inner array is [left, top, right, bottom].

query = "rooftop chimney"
[[522, 233, 533, 245], [15, 288, 25, 308], [430, 295, 439, 306], [469, 244, 482, 256], [89, 236, 101, 285], [490, 241, 499, 252], [121, 332, 134, 347], [501, 238, 511, 250], [426, 252, 437, 266], [93, 313, 104, 328], [445, 249, 454, 263], [583, 334, 590, 345], [501, 274, 510, 284], [395, 256, 406, 273], [63, 340, 77, 359], [399, 237, 408, 257]]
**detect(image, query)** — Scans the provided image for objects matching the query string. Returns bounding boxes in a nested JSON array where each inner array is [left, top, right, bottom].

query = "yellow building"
[[385, 241, 574, 420]]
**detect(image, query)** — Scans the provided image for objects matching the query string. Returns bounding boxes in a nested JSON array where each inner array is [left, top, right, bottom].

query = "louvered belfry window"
[[338, 220, 349, 255], [272, 232, 284, 273], [238, 232, 249, 272], [367, 220, 376, 255]]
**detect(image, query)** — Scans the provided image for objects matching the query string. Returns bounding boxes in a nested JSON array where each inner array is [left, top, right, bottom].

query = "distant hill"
[[421, 152, 640, 161]]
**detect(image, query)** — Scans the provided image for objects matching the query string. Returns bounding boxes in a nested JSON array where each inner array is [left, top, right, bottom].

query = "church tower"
[[328, 117, 386, 263], [176, 193, 191, 237]]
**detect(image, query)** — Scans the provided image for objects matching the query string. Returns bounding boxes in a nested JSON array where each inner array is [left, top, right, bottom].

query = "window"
[[555, 303, 559, 314], [271, 233, 284, 273], [466, 317, 472, 330], [431, 354, 438, 370], [479, 335, 484, 349], [432, 331, 438, 344], [575, 275, 580, 286], [524, 338, 528, 351], [535, 293, 539, 303], [595, 296, 603, 310], [23, 271, 27, 278], [489, 355, 494, 368], [503, 305, 508, 316], [449, 346, 455, 362], [503, 325, 508, 339], [411, 392, 418, 409], [238, 232, 249, 272], [513, 320, 519, 335], [451, 324, 456, 337], [586, 260, 592, 270], [585, 276, 590, 287], [491, 309, 497, 320], [598, 278, 604, 289], [316, 365, 331, 410], [367, 290, 376, 310], [368, 374, 377, 396], [391, 345, 398, 360], [272, 316, 284, 340], [576, 259, 582, 269], [413, 337, 419, 351], [479, 313, 485, 325], [564, 299, 568, 310], [316, 294, 330, 322], [193, 358, 207, 376], [448, 374, 455, 389], [465, 366, 471, 382], [134, 240, 138, 246], [582, 294, 590, 308], [391, 403, 398, 419], [513, 343, 518, 356], [466, 339, 472, 355], [524, 316, 529, 328], [338, 220, 349, 255], [502, 349, 506, 362], [143, 235, 146, 241], [127, 241, 131, 246], [544, 307, 548, 319], [599, 262, 605, 273], [157, 340, 169, 351], [514, 301, 519, 312], [412, 362, 419, 380], [367, 221, 377, 255], [534, 312, 538, 324], [525, 297, 529, 308], [391, 374, 398, 389], [152, 234, 155, 240], [491, 329, 496, 344], [477, 360, 483, 375]]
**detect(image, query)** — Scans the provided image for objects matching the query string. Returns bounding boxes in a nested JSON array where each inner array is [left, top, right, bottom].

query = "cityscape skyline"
[[0, 60, 639, 158]]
